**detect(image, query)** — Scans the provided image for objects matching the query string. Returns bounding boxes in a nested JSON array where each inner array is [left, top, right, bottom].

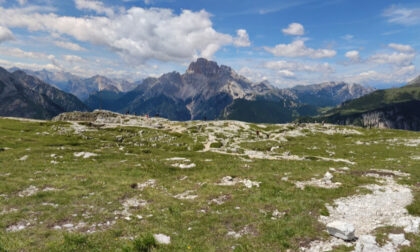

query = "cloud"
[[0, 6, 235, 63], [0, 46, 53, 60], [369, 52, 415, 66], [345, 65, 416, 84], [55, 41, 87, 51], [277, 69, 295, 78], [17, 0, 27, 6], [264, 60, 334, 73], [345, 50, 360, 61], [383, 6, 420, 25], [74, 0, 114, 16], [63, 54, 85, 63], [341, 34, 354, 41], [0, 26, 14, 43], [388, 43, 414, 52], [282, 23, 304, 36], [233, 29, 250, 47], [264, 39, 336, 59], [0, 58, 61, 71]]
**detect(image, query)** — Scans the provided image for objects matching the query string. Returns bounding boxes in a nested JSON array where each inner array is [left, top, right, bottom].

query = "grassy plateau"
[[0, 113, 419, 251]]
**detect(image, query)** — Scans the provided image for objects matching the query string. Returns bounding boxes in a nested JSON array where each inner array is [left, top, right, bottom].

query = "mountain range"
[[15, 68, 138, 101], [303, 76, 420, 131], [85, 58, 373, 123], [1, 58, 376, 123], [0, 67, 88, 119]]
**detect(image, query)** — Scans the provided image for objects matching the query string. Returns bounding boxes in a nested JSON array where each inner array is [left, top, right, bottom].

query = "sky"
[[0, 0, 419, 88]]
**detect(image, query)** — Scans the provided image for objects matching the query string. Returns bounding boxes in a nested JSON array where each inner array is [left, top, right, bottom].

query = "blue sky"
[[0, 0, 419, 88]]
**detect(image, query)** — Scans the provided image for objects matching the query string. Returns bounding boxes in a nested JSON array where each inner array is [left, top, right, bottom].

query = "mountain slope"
[[20, 69, 138, 100], [0, 68, 89, 119], [304, 75, 420, 130]]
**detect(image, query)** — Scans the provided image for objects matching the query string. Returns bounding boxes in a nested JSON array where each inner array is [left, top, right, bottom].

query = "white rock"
[[388, 233, 410, 247], [354, 235, 395, 252], [326, 221, 355, 241], [323, 172, 334, 181], [153, 234, 171, 244], [74, 152, 97, 159], [63, 223, 74, 229], [19, 155, 29, 161], [174, 190, 198, 200], [179, 163, 196, 169]]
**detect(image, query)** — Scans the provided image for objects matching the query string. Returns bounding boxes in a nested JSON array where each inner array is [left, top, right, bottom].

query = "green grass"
[[0, 118, 419, 251]]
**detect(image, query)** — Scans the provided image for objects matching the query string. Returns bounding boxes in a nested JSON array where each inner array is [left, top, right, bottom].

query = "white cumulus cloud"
[[0, 46, 53, 60], [388, 43, 414, 52], [369, 52, 416, 66], [278, 69, 295, 78], [282, 23, 304, 36], [74, 0, 114, 16], [345, 50, 360, 61], [233, 29, 251, 47], [55, 41, 87, 51], [0, 6, 235, 64], [0, 26, 14, 43], [63, 54, 85, 63], [264, 60, 333, 73], [264, 39, 336, 59]]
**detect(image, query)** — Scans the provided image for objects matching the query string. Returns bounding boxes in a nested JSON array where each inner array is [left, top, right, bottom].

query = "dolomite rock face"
[[326, 221, 356, 241]]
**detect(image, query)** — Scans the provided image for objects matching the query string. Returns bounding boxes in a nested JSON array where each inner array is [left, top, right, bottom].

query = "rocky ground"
[[0, 110, 419, 251]]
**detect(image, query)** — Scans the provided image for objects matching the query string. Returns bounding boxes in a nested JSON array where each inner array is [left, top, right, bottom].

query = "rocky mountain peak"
[[187, 58, 220, 77]]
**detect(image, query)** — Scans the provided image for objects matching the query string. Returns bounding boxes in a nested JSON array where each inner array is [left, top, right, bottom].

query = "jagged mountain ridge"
[[93, 58, 298, 120], [0, 67, 89, 119], [18, 69, 138, 101], [86, 58, 374, 122]]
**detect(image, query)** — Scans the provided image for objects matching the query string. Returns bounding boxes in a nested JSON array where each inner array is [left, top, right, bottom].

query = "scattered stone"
[[326, 221, 356, 241], [62, 223, 74, 229], [174, 190, 198, 200], [18, 185, 39, 197], [136, 179, 156, 190], [217, 176, 261, 188], [209, 195, 230, 205], [7, 222, 30, 232], [388, 233, 410, 247], [295, 172, 341, 190], [166, 157, 190, 162], [305, 173, 420, 251], [153, 234, 171, 244], [41, 202, 59, 208], [226, 226, 254, 239], [43, 187, 59, 192], [172, 163, 196, 169], [74, 152, 98, 159], [19, 155, 29, 161], [271, 209, 285, 220]]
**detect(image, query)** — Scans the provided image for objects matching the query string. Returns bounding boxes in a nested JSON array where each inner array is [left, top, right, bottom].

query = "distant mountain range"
[[0, 67, 88, 119], [302, 75, 420, 131], [85, 58, 374, 123], [14, 68, 138, 101], [2, 59, 375, 122]]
